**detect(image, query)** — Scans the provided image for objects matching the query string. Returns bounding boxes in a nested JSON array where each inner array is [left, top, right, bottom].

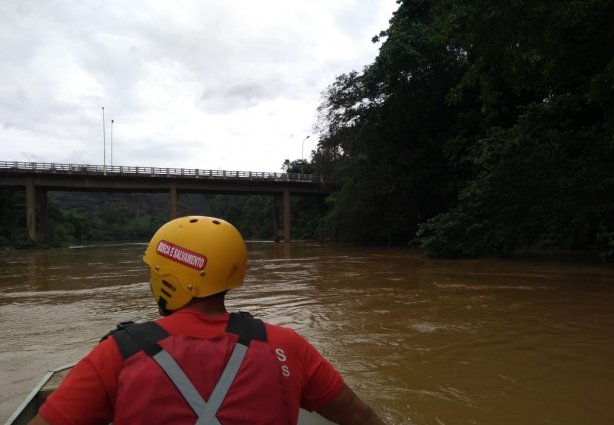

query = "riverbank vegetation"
[[0, 186, 325, 248], [313, 0, 614, 262]]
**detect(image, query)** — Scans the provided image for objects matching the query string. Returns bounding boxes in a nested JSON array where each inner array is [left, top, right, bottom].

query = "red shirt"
[[39, 309, 344, 425]]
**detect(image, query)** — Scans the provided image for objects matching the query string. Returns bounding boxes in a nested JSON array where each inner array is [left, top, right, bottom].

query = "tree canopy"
[[315, 0, 614, 260]]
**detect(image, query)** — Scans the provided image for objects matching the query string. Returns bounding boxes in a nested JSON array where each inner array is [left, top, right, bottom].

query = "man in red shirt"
[[28, 216, 385, 425]]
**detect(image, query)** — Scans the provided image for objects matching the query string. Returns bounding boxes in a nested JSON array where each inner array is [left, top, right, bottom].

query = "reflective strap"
[[152, 350, 221, 425], [196, 343, 248, 425], [152, 343, 249, 425]]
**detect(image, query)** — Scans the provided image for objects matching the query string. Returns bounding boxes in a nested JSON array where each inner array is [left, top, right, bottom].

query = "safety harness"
[[111, 312, 267, 425]]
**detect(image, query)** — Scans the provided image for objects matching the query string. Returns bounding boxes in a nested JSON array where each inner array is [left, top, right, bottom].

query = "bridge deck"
[[1, 161, 317, 182], [0, 161, 333, 194]]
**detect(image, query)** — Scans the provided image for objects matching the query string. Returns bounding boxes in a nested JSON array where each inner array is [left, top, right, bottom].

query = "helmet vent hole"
[[212, 220, 221, 225], [161, 288, 171, 298], [162, 280, 177, 292], [189, 218, 199, 223]]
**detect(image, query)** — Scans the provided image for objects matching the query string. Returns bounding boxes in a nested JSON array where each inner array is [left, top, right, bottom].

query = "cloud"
[[0, 0, 398, 171]]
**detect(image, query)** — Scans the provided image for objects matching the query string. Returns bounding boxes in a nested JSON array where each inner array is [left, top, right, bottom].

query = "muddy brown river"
[[1, 242, 613, 424]]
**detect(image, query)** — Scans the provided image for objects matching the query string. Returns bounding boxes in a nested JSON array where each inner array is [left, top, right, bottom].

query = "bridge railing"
[[0, 161, 323, 183]]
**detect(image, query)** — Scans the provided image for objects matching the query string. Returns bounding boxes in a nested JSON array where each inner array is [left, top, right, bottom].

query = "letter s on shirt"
[[275, 348, 291, 377], [275, 348, 287, 362]]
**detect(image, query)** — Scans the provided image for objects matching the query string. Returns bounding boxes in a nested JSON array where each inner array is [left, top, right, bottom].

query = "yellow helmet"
[[143, 216, 247, 313]]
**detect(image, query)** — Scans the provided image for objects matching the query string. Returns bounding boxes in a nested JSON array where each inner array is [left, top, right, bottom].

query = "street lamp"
[[102, 106, 106, 174], [111, 119, 114, 167], [301, 135, 310, 175]]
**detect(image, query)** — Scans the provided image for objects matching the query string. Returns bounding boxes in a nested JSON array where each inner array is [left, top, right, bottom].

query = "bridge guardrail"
[[0, 161, 324, 183]]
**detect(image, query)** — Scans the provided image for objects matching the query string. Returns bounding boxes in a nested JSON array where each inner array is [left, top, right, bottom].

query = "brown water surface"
[[1, 243, 613, 424]]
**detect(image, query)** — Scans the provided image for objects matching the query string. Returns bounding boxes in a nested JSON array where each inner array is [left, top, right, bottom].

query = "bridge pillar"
[[169, 180, 177, 219], [38, 188, 48, 243], [25, 179, 48, 242], [273, 190, 291, 242], [273, 194, 281, 242]]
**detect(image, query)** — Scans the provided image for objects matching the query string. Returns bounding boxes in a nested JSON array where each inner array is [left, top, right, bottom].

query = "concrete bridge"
[[0, 161, 335, 243]]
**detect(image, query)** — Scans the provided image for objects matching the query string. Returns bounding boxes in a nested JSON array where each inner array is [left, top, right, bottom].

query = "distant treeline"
[[312, 0, 614, 262]]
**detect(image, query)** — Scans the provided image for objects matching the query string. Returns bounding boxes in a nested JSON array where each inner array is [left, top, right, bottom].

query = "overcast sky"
[[0, 0, 397, 172]]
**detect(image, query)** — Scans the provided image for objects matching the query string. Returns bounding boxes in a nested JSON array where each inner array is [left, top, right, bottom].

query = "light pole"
[[301, 135, 310, 175], [102, 106, 106, 174], [110, 119, 114, 167]]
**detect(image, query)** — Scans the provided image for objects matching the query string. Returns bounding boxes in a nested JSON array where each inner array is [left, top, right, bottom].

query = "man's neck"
[[180, 292, 228, 317]]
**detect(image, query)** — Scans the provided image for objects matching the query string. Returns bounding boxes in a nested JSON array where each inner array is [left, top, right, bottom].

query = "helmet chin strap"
[[157, 298, 173, 317]]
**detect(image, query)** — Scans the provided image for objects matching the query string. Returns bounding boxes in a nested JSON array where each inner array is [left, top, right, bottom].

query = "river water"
[[1, 242, 613, 424]]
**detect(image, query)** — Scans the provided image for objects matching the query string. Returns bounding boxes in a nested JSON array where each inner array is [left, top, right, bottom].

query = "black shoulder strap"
[[226, 312, 267, 345], [99, 321, 136, 342], [111, 312, 266, 360], [112, 321, 170, 359]]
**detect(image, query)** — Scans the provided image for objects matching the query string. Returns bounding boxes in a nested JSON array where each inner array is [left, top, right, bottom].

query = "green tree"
[[417, 0, 614, 257], [0, 189, 29, 247], [315, 0, 465, 243], [315, 0, 614, 259]]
